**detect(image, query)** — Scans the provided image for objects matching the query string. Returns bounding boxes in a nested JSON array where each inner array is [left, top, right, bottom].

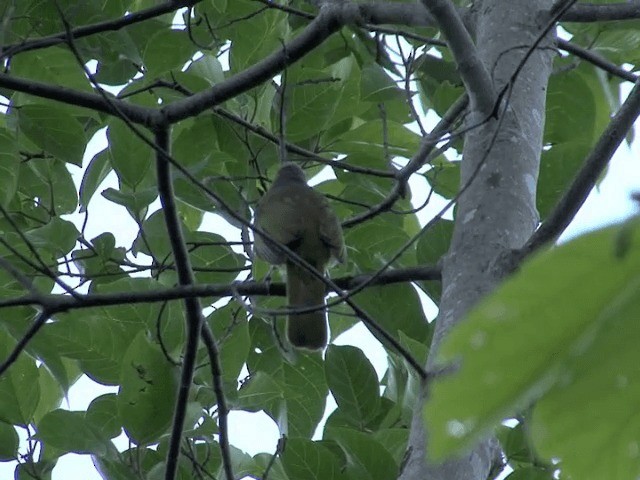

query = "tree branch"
[[199, 324, 233, 480], [0, 72, 156, 124], [154, 128, 220, 480], [418, 0, 496, 115], [0, 0, 202, 60], [343, 94, 468, 228], [0, 310, 50, 377], [557, 38, 638, 83], [562, 1, 640, 22]]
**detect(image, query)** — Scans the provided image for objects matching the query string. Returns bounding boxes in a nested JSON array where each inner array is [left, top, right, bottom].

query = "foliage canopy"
[[0, 1, 639, 480]]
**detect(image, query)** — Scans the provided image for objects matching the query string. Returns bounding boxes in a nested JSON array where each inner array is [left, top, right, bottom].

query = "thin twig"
[[557, 38, 638, 83], [199, 323, 233, 480]]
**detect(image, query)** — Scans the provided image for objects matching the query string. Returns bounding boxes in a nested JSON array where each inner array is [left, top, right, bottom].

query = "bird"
[[253, 163, 346, 350]]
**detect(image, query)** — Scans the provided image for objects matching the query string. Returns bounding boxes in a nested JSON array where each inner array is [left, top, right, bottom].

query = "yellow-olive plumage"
[[253, 163, 346, 350]]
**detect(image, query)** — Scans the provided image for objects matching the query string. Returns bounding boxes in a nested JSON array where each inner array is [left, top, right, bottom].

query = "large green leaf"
[[326, 427, 398, 480], [530, 279, 640, 480], [142, 29, 194, 76], [206, 304, 250, 383], [17, 104, 86, 166], [107, 119, 153, 189], [539, 66, 611, 220], [325, 345, 380, 428], [36, 409, 113, 456], [19, 159, 79, 215], [0, 330, 40, 426], [25, 217, 79, 258], [79, 147, 112, 212], [0, 128, 20, 208], [352, 284, 429, 343], [425, 220, 640, 467], [86, 393, 121, 440], [227, 3, 289, 73], [117, 332, 178, 445], [0, 422, 19, 461], [10, 47, 95, 94], [280, 438, 346, 480], [46, 309, 140, 385]]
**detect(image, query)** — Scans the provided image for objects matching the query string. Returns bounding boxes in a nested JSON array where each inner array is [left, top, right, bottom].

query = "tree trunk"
[[400, 1, 555, 478]]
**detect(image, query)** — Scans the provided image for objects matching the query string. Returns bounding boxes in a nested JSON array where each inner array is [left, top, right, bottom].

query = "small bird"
[[253, 163, 346, 350]]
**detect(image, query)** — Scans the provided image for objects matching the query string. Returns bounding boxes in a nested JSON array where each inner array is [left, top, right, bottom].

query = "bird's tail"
[[285, 262, 328, 350]]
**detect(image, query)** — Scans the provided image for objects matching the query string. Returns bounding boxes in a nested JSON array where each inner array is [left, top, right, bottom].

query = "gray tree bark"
[[400, 1, 555, 479]]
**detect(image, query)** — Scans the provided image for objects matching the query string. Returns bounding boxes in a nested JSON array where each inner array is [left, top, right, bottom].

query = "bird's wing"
[[254, 186, 305, 264], [317, 193, 346, 264]]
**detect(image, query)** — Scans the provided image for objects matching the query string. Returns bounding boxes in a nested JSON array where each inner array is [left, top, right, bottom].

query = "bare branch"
[[419, 0, 495, 115], [1, 0, 202, 60], [562, 1, 640, 22], [154, 128, 214, 480], [557, 38, 638, 83], [200, 324, 233, 480]]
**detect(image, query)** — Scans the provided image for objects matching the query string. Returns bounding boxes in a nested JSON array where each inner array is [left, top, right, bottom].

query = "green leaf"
[[594, 28, 640, 65], [0, 421, 19, 461], [107, 119, 153, 188], [0, 330, 40, 425], [416, 219, 452, 302], [537, 142, 590, 220], [346, 217, 416, 270], [25, 217, 79, 258], [530, 278, 640, 480], [425, 220, 640, 461], [101, 186, 157, 219], [186, 54, 226, 86], [36, 409, 112, 456], [17, 104, 86, 166], [46, 309, 138, 385], [118, 332, 178, 445], [0, 128, 19, 207], [32, 366, 64, 424], [281, 355, 328, 438], [280, 438, 346, 480], [504, 466, 555, 480], [19, 159, 78, 215], [227, 4, 288, 73], [371, 428, 409, 467], [360, 64, 404, 102], [353, 284, 429, 343], [189, 231, 247, 285], [207, 305, 250, 382], [325, 345, 380, 427], [79, 148, 112, 212], [131, 209, 175, 260], [10, 47, 95, 94], [426, 160, 460, 199], [142, 29, 194, 75], [416, 220, 453, 266], [286, 67, 343, 143], [86, 394, 121, 440], [14, 460, 55, 480], [326, 427, 398, 480], [545, 69, 597, 144], [253, 453, 288, 480], [332, 120, 421, 158], [71, 232, 128, 286], [237, 371, 284, 411]]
